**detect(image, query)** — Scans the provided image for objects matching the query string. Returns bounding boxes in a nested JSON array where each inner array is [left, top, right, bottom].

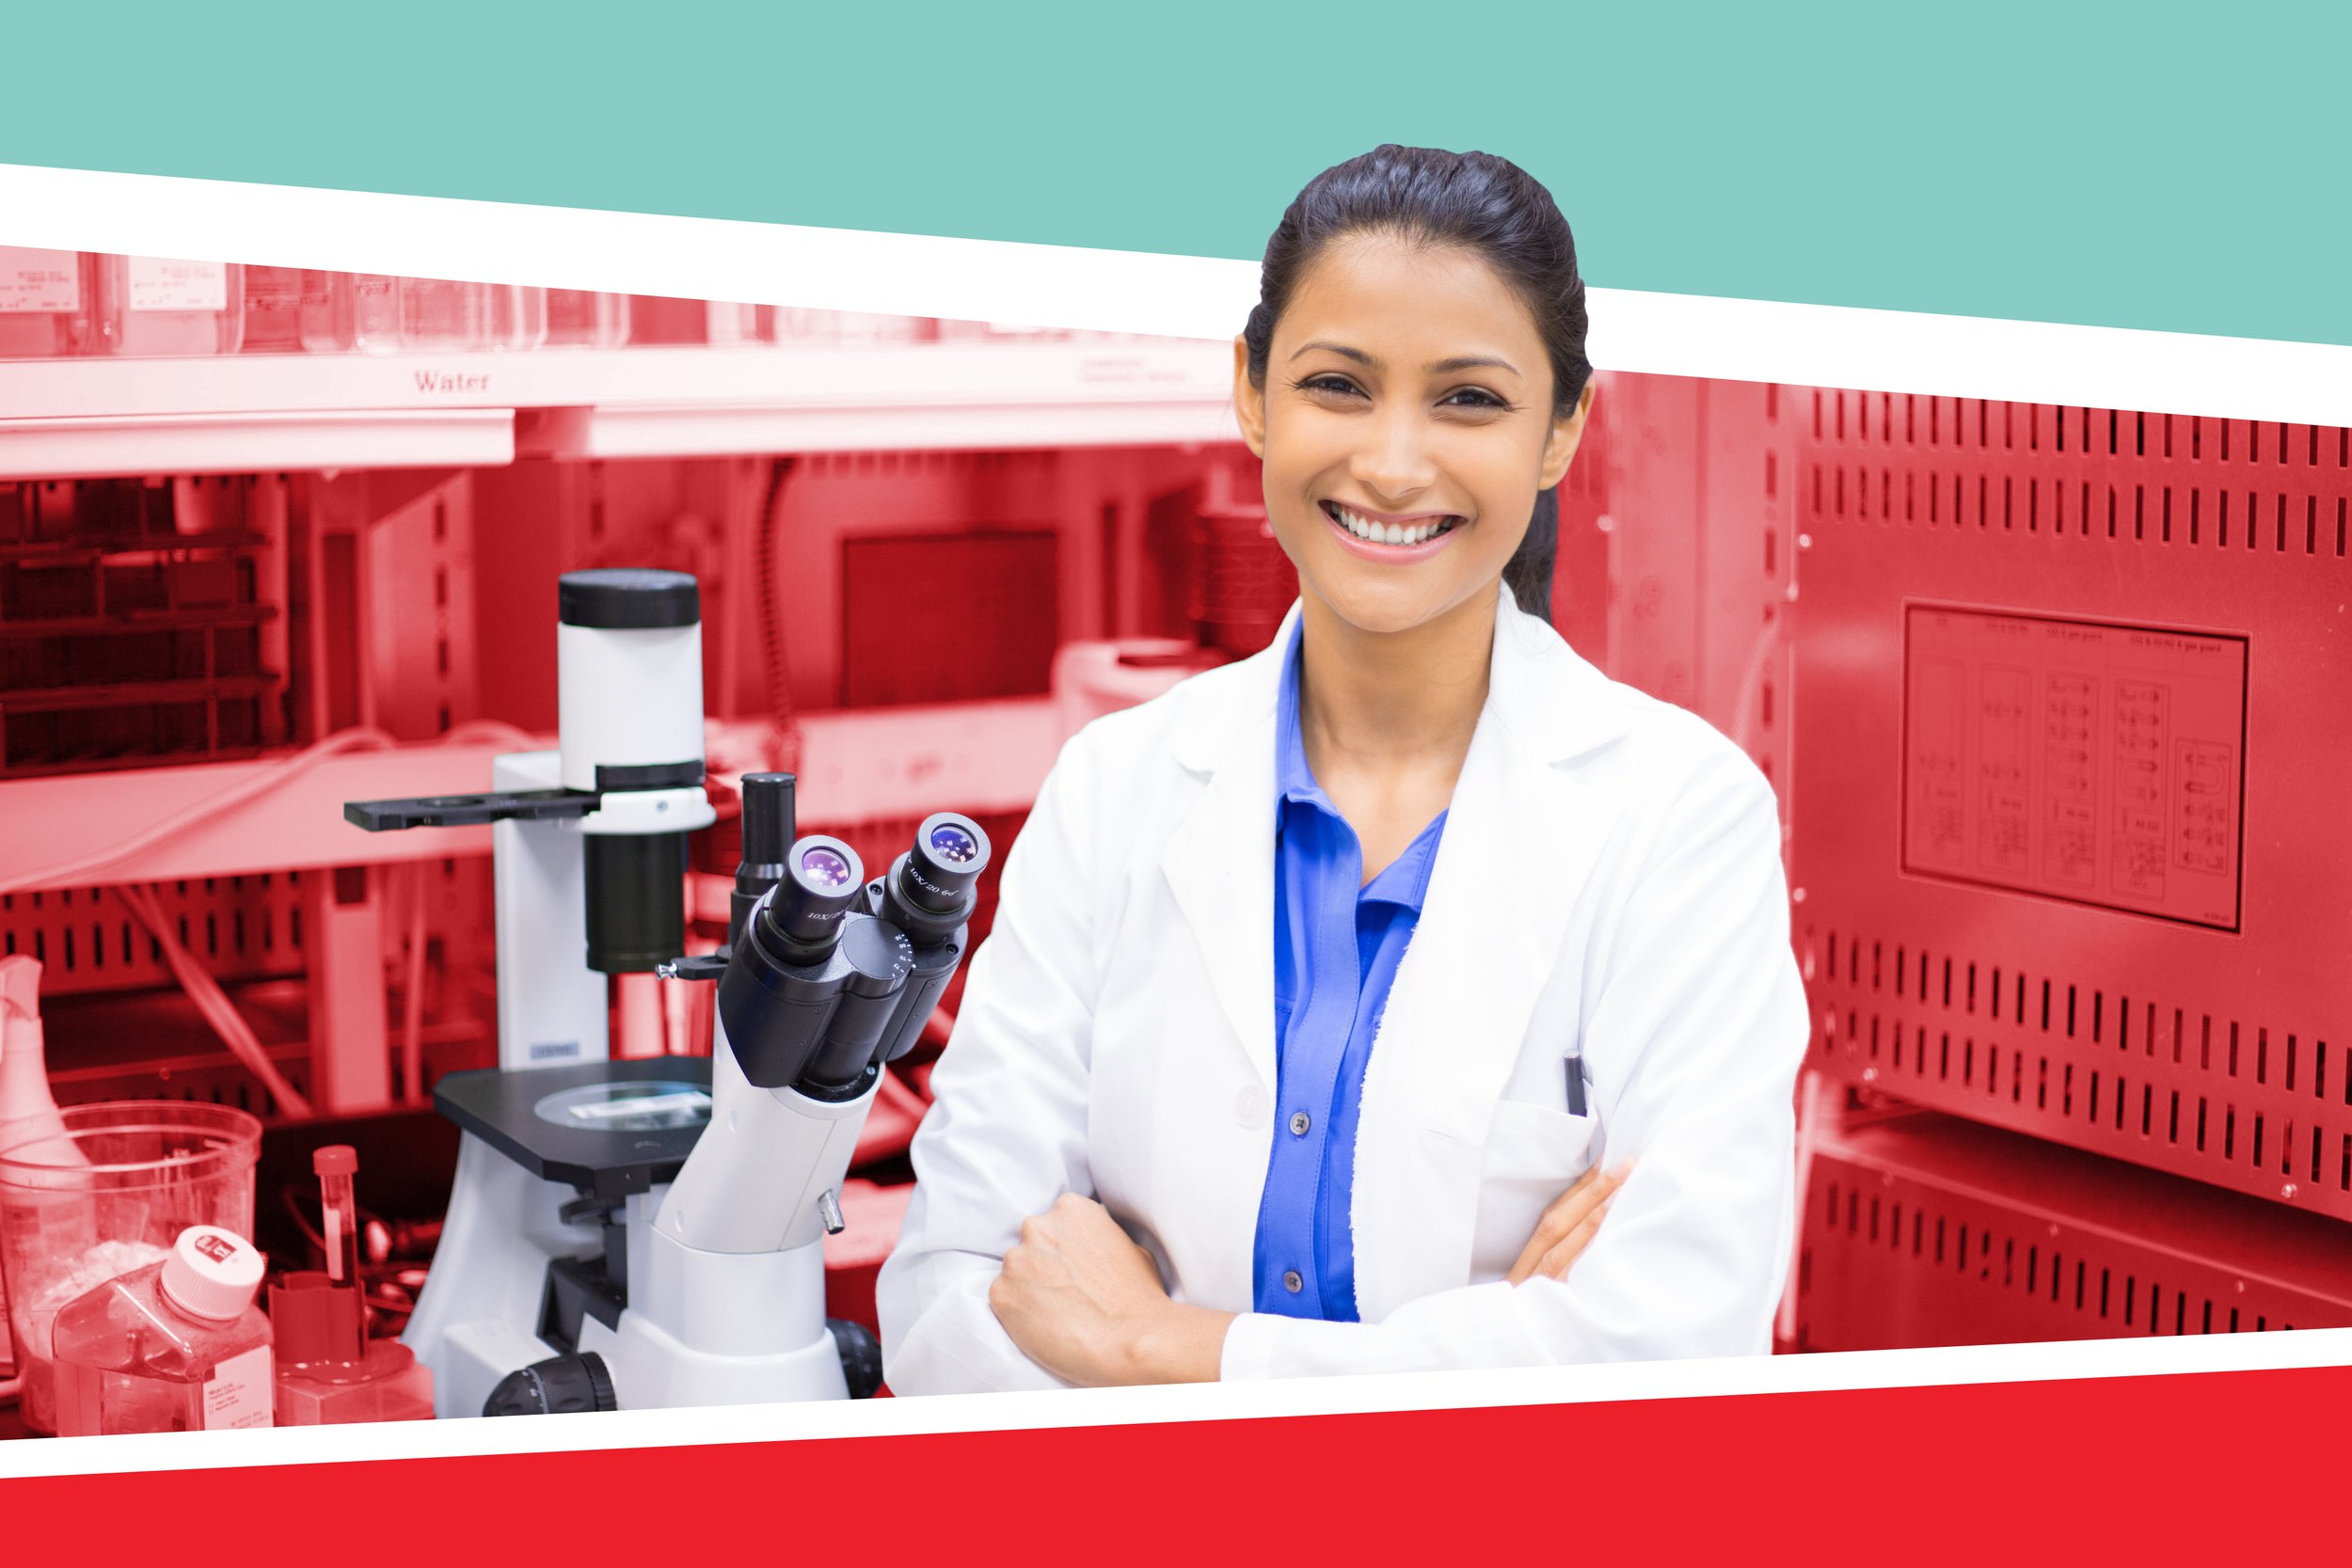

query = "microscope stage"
[[435, 1057, 717, 1200]]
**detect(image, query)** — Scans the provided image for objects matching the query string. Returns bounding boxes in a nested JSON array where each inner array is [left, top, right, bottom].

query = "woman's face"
[[1233, 230, 1594, 639]]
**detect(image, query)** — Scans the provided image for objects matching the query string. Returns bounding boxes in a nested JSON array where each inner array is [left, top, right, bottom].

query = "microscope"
[[343, 569, 988, 1416]]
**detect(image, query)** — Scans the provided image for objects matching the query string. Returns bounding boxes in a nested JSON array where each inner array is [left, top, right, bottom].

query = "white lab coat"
[[876, 579, 1810, 1391]]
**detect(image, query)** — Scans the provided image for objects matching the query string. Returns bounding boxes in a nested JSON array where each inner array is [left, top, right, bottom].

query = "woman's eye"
[[1302, 374, 1361, 397], [1442, 388, 1508, 410]]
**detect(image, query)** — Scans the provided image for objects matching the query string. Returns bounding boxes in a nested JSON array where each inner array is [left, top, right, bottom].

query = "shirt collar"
[[1274, 615, 1326, 812]]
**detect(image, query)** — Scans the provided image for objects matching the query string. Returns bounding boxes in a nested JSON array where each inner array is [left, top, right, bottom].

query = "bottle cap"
[[159, 1225, 264, 1322], [312, 1144, 358, 1179]]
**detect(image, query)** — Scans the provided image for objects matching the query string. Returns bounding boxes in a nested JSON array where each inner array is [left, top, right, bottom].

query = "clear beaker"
[[0, 1101, 261, 1434]]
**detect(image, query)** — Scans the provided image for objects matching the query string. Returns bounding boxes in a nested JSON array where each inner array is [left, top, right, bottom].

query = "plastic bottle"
[[545, 290, 628, 347], [299, 272, 385, 352], [0, 953, 79, 1374], [625, 293, 707, 344], [300, 275, 492, 353], [94, 257, 245, 356], [240, 266, 330, 354], [396, 278, 491, 351], [0, 955, 72, 1158], [704, 302, 774, 345], [0, 248, 95, 357], [51, 1225, 274, 1435], [493, 285, 548, 350]]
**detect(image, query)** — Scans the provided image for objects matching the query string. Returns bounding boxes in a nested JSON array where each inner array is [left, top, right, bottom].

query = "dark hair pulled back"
[[1243, 145, 1591, 624]]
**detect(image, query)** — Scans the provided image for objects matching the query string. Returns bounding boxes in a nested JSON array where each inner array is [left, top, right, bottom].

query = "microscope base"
[[579, 1228, 848, 1408], [405, 1131, 608, 1419]]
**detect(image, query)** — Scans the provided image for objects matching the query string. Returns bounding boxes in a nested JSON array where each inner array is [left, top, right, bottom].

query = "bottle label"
[[0, 247, 80, 313], [129, 258, 229, 314], [202, 1343, 274, 1430]]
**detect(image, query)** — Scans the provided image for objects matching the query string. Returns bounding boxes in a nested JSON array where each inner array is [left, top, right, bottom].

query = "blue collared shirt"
[[1252, 618, 1449, 1321]]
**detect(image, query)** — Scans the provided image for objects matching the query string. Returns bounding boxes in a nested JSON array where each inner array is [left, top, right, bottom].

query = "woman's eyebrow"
[[1427, 354, 1519, 376], [1289, 341, 1520, 376], [1291, 340, 1379, 367]]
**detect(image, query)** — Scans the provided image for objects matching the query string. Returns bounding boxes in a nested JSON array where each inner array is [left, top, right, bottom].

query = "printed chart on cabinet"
[[1900, 605, 2247, 930]]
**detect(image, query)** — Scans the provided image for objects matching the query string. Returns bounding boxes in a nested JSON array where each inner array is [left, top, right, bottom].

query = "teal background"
[[2, 2, 2343, 346]]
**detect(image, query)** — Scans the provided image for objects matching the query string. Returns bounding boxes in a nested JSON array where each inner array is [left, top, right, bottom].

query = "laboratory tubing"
[[0, 248, 95, 358], [0, 1101, 261, 1433], [94, 256, 245, 356], [51, 1224, 273, 1436]]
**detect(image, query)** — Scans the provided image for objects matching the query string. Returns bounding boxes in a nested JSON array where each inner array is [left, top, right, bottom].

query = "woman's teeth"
[[1327, 502, 1459, 546]]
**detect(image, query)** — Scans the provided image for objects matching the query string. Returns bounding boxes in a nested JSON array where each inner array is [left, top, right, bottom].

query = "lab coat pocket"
[[1468, 1100, 1601, 1282]]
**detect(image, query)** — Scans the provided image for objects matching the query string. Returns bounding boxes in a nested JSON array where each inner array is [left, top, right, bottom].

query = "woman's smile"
[[1318, 498, 1467, 562]]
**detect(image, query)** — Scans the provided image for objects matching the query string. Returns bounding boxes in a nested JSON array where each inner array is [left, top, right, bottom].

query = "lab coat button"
[[1282, 1271, 1303, 1293], [1235, 1088, 1267, 1128], [1290, 1111, 1311, 1136]]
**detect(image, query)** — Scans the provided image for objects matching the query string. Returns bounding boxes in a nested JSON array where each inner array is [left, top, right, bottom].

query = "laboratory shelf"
[[0, 606, 276, 641], [0, 340, 1241, 477], [0, 673, 277, 715], [0, 738, 519, 894], [0, 694, 1068, 895]]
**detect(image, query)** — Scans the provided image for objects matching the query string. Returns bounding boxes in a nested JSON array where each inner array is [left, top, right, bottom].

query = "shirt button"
[[1282, 1270, 1304, 1294], [1290, 1111, 1311, 1136]]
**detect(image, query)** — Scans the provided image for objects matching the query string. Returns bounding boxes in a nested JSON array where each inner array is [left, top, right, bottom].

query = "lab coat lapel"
[[1350, 584, 1632, 1322], [1157, 606, 1294, 1095]]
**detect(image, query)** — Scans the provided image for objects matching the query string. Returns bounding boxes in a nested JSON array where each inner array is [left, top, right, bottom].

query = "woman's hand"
[[1505, 1158, 1632, 1286], [989, 1193, 1236, 1386]]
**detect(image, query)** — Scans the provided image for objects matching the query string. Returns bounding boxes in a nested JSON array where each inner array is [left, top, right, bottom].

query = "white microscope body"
[[348, 569, 985, 1418]]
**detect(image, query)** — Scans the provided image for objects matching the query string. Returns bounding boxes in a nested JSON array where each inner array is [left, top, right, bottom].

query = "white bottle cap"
[[159, 1225, 264, 1322]]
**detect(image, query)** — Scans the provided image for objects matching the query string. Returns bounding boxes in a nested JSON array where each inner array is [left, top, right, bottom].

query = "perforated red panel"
[[1796, 1110, 2352, 1352], [1789, 393, 2352, 1221], [0, 874, 304, 996]]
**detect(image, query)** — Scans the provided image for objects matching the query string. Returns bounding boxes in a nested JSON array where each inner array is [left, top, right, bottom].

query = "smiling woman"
[[876, 145, 1809, 1391]]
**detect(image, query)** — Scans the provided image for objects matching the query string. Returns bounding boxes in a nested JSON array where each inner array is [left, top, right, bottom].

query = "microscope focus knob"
[[828, 1319, 884, 1400], [483, 1351, 620, 1417]]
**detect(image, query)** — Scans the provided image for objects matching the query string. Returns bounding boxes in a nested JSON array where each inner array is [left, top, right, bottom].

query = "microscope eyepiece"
[[757, 834, 866, 963], [896, 812, 993, 917], [926, 819, 980, 865], [798, 845, 856, 891]]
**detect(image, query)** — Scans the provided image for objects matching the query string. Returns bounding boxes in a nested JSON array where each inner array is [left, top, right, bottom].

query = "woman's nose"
[[1349, 404, 1438, 501]]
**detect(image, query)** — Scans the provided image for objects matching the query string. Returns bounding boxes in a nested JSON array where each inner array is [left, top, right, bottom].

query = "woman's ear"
[[1537, 377, 1597, 489], [1232, 334, 1267, 458]]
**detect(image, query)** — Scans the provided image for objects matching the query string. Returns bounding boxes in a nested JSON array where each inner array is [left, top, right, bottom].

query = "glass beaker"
[[0, 1101, 261, 1434]]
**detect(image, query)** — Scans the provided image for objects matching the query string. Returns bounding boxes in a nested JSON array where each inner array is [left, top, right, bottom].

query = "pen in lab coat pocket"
[[1565, 1050, 1589, 1117]]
